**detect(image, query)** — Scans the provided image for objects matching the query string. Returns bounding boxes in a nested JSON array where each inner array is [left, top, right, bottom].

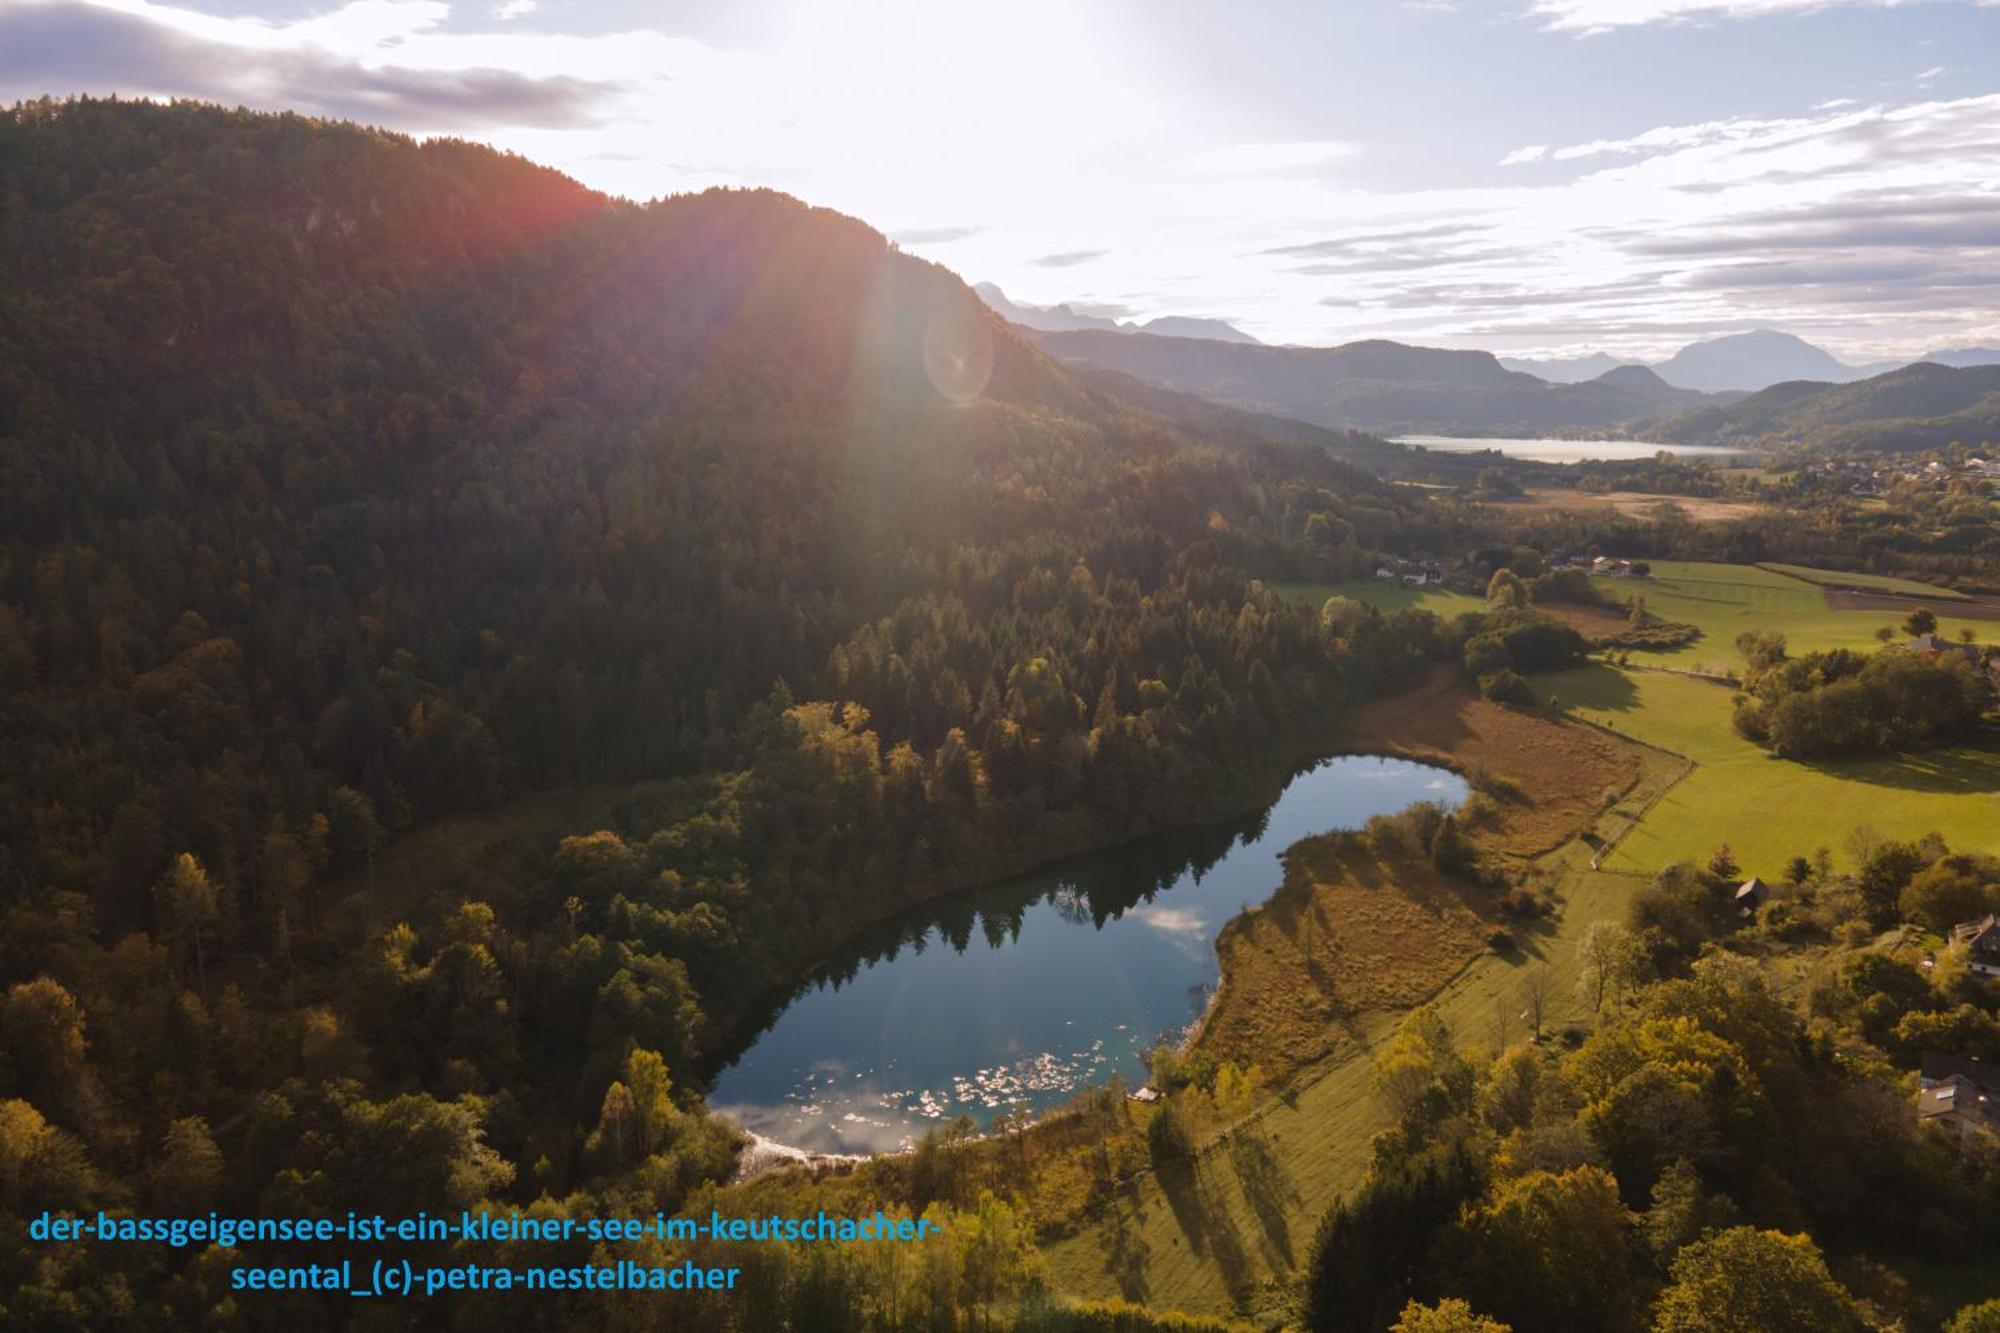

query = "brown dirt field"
[[1535, 601, 1638, 639], [1344, 666, 1643, 857], [1509, 489, 1769, 524], [1197, 843, 1490, 1079]]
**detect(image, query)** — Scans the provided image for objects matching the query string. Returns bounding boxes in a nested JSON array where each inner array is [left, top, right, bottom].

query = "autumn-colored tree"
[[1652, 1227, 1862, 1332]]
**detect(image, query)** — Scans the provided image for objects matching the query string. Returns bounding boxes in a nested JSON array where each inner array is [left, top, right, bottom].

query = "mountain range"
[[1029, 328, 1716, 436], [1498, 331, 1867, 391], [977, 286, 2000, 397], [978, 286, 2000, 443], [1470, 330, 1998, 393], [974, 282, 1262, 344]]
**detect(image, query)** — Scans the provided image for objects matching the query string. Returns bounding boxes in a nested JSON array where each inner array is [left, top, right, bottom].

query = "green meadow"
[[1272, 579, 1485, 619], [1592, 560, 1988, 666], [1319, 560, 2000, 879], [1282, 561, 1989, 666], [1535, 663, 2000, 878]]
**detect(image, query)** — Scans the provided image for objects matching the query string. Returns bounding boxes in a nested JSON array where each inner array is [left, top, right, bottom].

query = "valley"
[[2, 94, 1998, 1333]]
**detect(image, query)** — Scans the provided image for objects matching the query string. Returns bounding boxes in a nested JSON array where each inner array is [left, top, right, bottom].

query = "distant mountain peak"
[[1497, 351, 1630, 384], [1652, 329, 1859, 393], [976, 283, 1258, 345], [1138, 315, 1261, 345], [1594, 364, 1674, 391]]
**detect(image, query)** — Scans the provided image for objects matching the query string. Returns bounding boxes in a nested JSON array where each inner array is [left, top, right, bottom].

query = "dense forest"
[[0, 99, 1489, 1328]]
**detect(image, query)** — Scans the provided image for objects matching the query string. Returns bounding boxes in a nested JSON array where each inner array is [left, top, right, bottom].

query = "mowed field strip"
[[1757, 560, 1973, 600]]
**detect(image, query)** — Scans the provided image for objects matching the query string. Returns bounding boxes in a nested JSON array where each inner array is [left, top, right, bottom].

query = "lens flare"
[[921, 309, 994, 404]]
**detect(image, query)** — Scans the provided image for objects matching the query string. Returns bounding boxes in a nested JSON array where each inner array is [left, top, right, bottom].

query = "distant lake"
[[708, 755, 1468, 1155], [1392, 435, 1752, 464]]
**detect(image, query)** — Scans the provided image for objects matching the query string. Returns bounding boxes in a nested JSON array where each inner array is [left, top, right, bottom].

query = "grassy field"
[[1294, 562, 1992, 668], [1272, 580, 1484, 620], [1533, 662, 2000, 877], [1757, 561, 1971, 600], [1288, 558, 2000, 876], [1579, 560, 1989, 664]]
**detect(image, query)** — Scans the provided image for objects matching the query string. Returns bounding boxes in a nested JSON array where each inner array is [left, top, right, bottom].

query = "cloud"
[[1508, 112, 1828, 165], [492, 0, 535, 17], [1530, 0, 2000, 35], [1128, 905, 1207, 937], [1260, 92, 2000, 356], [891, 225, 987, 245], [1633, 210, 2000, 255], [0, 0, 619, 129], [1292, 246, 1514, 275], [1031, 249, 1110, 268], [1260, 222, 1490, 259], [1915, 64, 1947, 84]]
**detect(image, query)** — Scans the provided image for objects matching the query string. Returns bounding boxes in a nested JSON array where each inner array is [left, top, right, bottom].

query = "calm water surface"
[[1392, 434, 1752, 464], [708, 755, 1468, 1154]]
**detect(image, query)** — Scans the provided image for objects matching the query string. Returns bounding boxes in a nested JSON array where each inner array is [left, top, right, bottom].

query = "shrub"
[[1480, 671, 1536, 706], [1146, 1100, 1194, 1164]]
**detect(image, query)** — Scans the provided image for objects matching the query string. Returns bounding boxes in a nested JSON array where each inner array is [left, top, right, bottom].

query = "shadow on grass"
[[1539, 661, 1641, 714], [1496, 906, 1562, 963], [1801, 731, 2000, 795], [1102, 1195, 1153, 1304], [1228, 1127, 1302, 1273], [1157, 1156, 1254, 1301]]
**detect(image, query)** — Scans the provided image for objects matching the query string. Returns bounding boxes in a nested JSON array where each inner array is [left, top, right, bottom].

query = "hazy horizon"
[[3, 0, 1996, 361]]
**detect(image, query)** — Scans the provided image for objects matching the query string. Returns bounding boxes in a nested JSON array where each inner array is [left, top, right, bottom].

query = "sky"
[[2, 0, 1997, 360]]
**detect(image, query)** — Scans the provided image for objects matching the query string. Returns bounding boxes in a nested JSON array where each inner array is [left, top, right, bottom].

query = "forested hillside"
[[1647, 363, 2000, 453], [1030, 329, 1719, 435], [0, 100, 1491, 1326]]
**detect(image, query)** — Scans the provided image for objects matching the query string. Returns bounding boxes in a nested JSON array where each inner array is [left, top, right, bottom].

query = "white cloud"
[[1530, 0, 1997, 35], [492, 0, 535, 18], [1500, 144, 1550, 165], [1514, 109, 1847, 164], [1261, 94, 2000, 357], [1128, 906, 1208, 937]]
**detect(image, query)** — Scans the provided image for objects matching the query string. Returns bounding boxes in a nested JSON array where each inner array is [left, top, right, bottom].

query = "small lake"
[[1392, 435, 1752, 464], [708, 755, 1468, 1154]]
